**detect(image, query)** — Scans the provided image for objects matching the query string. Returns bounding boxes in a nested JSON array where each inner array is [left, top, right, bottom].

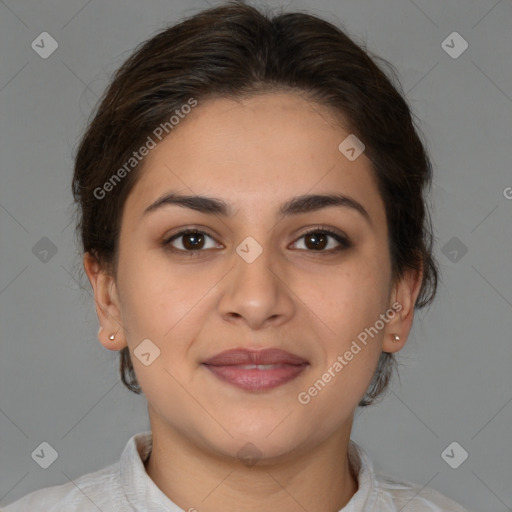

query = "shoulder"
[[348, 441, 472, 512], [2, 431, 153, 511], [373, 471, 473, 511], [1, 460, 127, 512]]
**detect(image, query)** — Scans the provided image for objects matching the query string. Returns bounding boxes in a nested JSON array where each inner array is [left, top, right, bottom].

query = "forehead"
[[123, 92, 384, 224]]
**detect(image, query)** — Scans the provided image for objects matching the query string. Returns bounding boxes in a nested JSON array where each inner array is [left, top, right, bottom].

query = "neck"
[[144, 416, 358, 512]]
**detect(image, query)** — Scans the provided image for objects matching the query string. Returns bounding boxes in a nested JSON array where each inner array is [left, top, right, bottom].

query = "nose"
[[218, 242, 296, 330]]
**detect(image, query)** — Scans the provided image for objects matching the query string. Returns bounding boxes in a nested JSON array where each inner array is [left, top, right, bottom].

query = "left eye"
[[292, 229, 350, 252]]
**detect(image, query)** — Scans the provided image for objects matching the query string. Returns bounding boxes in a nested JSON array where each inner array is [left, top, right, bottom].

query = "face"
[[86, 91, 419, 463]]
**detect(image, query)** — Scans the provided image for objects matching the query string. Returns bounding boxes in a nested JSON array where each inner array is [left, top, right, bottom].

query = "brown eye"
[[163, 226, 350, 256], [293, 228, 351, 253], [164, 229, 219, 254], [304, 232, 329, 250], [181, 232, 205, 250]]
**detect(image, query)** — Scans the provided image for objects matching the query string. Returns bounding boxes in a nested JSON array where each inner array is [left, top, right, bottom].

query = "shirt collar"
[[345, 438, 378, 510], [120, 431, 376, 511], [120, 430, 182, 511]]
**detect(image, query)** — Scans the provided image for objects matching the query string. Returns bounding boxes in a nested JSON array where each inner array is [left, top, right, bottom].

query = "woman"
[[4, 2, 471, 510]]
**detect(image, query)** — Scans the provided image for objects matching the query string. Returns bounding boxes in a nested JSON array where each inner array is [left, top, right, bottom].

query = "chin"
[[230, 423, 310, 457], [209, 434, 305, 467]]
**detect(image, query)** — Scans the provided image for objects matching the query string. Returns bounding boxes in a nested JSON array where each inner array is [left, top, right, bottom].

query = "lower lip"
[[203, 364, 308, 391]]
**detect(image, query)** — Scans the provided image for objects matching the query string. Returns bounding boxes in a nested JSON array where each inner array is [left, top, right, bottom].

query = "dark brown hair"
[[72, 1, 438, 406]]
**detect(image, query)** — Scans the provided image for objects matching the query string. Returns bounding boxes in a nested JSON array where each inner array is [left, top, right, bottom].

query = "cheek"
[[348, 241, 393, 312], [117, 243, 182, 318], [115, 254, 171, 368], [298, 250, 391, 328], [117, 249, 214, 366], [116, 259, 201, 399], [297, 268, 389, 418], [297, 250, 392, 404]]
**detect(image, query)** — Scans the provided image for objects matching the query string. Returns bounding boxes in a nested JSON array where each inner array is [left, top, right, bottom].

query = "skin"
[[84, 91, 422, 512]]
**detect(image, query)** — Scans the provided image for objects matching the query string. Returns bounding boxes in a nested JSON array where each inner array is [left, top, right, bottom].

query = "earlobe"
[[97, 324, 126, 351], [381, 332, 402, 353]]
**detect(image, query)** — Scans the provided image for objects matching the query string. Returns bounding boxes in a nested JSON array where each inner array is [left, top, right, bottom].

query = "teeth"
[[238, 364, 280, 370]]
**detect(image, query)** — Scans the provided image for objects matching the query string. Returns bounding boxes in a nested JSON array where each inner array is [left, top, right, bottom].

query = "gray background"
[[0, 0, 511, 510]]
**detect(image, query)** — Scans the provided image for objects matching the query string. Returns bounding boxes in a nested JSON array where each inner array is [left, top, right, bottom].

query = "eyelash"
[[162, 226, 351, 257]]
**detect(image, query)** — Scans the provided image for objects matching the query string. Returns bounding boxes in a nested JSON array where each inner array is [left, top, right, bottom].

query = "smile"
[[202, 362, 308, 391]]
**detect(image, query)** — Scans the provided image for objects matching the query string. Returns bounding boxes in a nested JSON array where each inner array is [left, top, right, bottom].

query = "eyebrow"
[[143, 192, 371, 224]]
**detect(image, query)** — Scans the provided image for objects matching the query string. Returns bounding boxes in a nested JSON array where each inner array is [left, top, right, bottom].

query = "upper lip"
[[202, 348, 308, 366]]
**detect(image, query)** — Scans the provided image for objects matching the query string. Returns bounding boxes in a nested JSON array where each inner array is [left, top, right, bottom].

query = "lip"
[[202, 348, 309, 392], [203, 348, 308, 366]]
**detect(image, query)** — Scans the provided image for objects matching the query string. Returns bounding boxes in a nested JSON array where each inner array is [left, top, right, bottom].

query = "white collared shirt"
[[2, 431, 472, 511]]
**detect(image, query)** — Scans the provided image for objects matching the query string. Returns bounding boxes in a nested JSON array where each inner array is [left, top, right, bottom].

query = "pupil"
[[184, 233, 203, 250], [307, 232, 327, 250]]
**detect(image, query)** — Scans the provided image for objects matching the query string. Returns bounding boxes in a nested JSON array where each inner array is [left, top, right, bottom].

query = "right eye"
[[163, 229, 221, 255]]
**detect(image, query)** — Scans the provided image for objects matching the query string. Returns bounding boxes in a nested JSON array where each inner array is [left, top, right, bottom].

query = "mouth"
[[202, 348, 309, 392]]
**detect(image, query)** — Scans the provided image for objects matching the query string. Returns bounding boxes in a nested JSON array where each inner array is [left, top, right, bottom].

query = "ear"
[[83, 252, 127, 351], [382, 262, 423, 353]]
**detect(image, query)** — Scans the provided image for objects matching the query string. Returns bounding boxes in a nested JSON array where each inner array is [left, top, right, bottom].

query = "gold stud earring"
[[392, 334, 400, 343]]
